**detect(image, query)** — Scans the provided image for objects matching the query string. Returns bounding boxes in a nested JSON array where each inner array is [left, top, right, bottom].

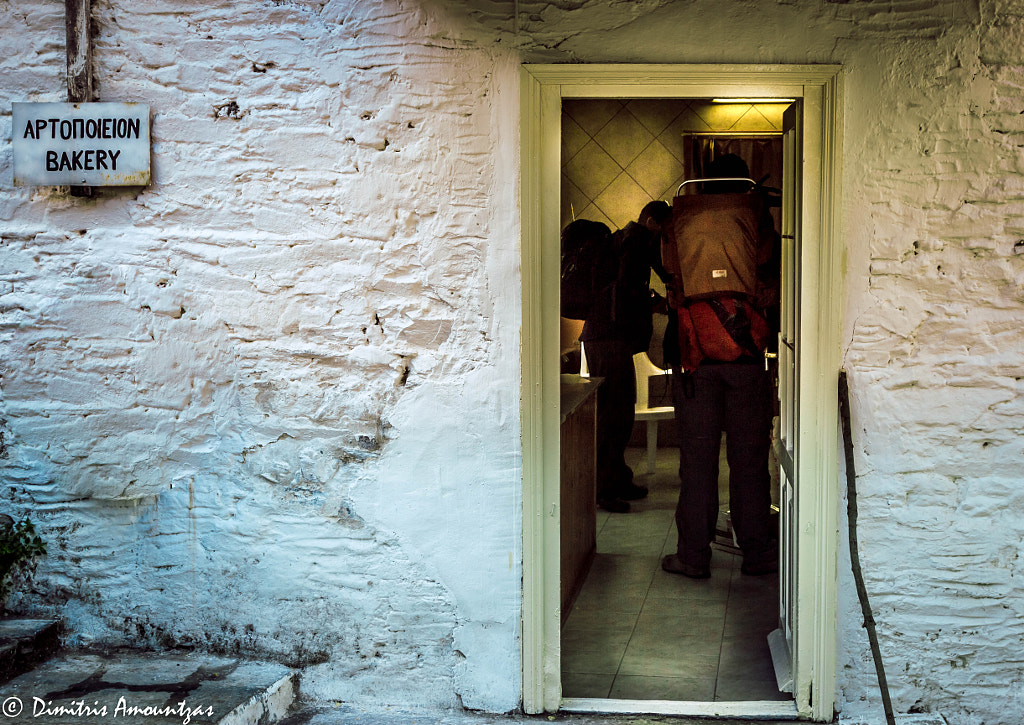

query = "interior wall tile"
[[563, 98, 623, 137], [660, 110, 710, 162], [595, 107, 656, 169], [562, 112, 591, 163], [753, 104, 788, 130], [563, 139, 620, 201], [562, 174, 590, 226], [733, 106, 779, 132], [626, 139, 685, 201], [694, 102, 750, 131], [593, 172, 651, 230], [561, 99, 787, 232], [626, 99, 690, 137]]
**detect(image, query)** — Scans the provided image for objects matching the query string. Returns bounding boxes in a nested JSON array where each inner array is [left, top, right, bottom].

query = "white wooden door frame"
[[520, 64, 844, 720]]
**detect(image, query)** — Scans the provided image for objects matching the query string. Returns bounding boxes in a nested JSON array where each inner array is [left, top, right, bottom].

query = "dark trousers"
[[671, 361, 774, 569], [584, 337, 636, 501]]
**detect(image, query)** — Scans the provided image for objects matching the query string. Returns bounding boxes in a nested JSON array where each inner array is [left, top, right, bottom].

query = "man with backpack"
[[560, 214, 660, 513], [660, 153, 780, 578]]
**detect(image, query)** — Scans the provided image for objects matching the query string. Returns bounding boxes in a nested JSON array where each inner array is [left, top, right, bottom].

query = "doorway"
[[557, 98, 788, 704], [520, 64, 844, 720]]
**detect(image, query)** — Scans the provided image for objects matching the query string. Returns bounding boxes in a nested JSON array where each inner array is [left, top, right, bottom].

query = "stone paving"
[[0, 648, 294, 725]]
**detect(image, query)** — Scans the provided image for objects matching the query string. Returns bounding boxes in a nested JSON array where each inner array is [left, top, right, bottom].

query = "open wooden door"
[[768, 102, 801, 693]]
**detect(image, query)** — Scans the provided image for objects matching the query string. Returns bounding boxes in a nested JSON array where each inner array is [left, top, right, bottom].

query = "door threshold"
[[560, 698, 800, 719]]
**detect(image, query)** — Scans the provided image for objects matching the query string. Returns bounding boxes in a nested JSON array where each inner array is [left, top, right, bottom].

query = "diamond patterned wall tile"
[[594, 108, 655, 169], [626, 139, 684, 200], [564, 98, 623, 137], [564, 139, 620, 200], [593, 172, 651, 230], [697, 102, 751, 131], [660, 111, 711, 162], [626, 99, 690, 137], [753, 104, 787, 130], [562, 173, 590, 224], [562, 112, 590, 163], [733, 106, 779, 132]]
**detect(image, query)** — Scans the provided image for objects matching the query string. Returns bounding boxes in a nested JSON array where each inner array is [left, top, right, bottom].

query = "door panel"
[[775, 102, 801, 666]]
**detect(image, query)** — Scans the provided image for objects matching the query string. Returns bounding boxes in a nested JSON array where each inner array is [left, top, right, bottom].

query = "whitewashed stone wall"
[[1, 0, 523, 712], [2, 0, 1024, 722]]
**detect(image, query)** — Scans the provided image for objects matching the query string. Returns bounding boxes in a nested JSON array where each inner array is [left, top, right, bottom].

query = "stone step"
[[0, 618, 61, 686], [0, 650, 296, 725]]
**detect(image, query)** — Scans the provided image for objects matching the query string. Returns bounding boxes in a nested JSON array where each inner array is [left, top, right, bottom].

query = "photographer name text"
[[2, 695, 213, 724]]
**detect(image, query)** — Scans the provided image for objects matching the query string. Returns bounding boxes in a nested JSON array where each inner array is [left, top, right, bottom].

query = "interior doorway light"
[[712, 98, 796, 103]]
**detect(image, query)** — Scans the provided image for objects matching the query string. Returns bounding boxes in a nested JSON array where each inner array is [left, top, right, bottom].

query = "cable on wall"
[[839, 369, 896, 725]]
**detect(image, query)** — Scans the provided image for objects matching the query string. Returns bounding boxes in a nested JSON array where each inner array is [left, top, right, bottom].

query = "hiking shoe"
[[598, 497, 630, 513], [661, 554, 711, 579]]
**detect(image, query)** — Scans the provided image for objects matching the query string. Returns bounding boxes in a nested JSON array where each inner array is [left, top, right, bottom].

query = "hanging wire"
[[839, 370, 897, 725]]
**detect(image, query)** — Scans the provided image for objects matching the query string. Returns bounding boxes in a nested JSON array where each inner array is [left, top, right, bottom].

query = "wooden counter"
[[560, 374, 600, 620]]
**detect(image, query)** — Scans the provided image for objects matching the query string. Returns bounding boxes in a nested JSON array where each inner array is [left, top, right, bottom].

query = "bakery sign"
[[13, 102, 150, 186]]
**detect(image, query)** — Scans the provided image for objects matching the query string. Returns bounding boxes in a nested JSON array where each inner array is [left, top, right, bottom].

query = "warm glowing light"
[[712, 98, 796, 104]]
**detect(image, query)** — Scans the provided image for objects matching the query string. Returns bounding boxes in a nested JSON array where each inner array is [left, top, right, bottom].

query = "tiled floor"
[[560, 445, 791, 703]]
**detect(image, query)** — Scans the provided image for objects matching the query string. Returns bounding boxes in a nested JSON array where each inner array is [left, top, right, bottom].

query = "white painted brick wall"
[[2, 0, 1024, 722], [2, 0, 521, 712]]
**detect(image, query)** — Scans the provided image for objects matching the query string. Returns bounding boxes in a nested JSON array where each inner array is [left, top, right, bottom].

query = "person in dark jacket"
[[561, 217, 657, 513]]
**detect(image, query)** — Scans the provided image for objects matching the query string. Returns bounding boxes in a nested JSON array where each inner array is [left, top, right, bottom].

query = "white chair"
[[633, 351, 674, 474], [580, 343, 675, 474]]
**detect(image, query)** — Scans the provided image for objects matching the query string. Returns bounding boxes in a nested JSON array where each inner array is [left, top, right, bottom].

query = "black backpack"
[[560, 219, 612, 320]]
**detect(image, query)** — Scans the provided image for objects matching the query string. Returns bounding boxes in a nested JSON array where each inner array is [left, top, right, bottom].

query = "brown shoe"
[[598, 497, 630, 513], [661, 554, 710, 579]]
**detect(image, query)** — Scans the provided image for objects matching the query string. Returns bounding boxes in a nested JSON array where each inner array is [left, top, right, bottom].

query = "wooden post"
[[66, 0, 93, 197]]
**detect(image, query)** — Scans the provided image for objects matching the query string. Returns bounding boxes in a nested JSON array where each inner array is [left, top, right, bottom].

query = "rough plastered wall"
[[4, 0, 1024, 721], [1, 0, 522, 712], [836, 5, 1024, 724]]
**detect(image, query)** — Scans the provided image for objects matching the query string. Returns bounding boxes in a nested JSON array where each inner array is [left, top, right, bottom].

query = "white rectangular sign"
[[13, 102, 150, 186]]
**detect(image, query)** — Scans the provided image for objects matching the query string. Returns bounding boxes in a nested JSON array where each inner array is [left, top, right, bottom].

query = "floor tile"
[[717, 635, 778, 683], [723, 598, 781, 638], [617, 624, 722, 678], [562, 607, 640, 635], [561, 621, 636, 654], [617, 644, 720, 679], [632, 609, 727, 641], [561, 640, 630, 676], [571, 554, 657, 614], [598, 517, 674, 556], [715, 676, 791, 701], [561, 671, 615, 698], [641, 594, 728, 619], [609, 674, 717, 701]]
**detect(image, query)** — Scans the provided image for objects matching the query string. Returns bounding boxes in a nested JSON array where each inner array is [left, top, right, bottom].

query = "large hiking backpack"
[[670, 179, 767, 301], [666, 179, 778, 368], [560, 219, 612, 320], [561, 219, 655, 353]]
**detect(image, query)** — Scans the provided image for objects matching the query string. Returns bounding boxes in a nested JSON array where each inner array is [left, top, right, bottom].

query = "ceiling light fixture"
[[712, 98, 797, 104]]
